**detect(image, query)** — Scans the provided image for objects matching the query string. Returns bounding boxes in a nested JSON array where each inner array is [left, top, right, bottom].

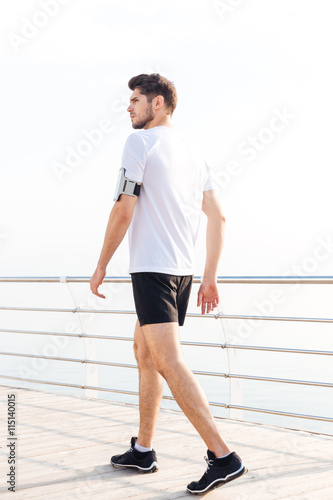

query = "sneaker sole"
[[186, 465, 248, 495], [110, 459, 159, 474]]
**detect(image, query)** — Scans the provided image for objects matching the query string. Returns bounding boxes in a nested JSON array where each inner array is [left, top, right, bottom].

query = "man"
[[90, 73, 247, 494]]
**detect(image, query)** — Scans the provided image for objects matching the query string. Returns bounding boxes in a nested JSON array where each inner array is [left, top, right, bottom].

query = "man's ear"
[[154, 95, 165, 111]]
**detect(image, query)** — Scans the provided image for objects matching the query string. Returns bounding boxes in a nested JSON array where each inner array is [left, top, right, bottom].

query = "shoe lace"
[[122, 446, 134, 458], [197, 456, 214, 485], [204, 456, 214, 471]]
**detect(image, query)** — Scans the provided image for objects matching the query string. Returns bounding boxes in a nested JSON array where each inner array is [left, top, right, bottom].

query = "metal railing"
[[0, 276, 332, 427]]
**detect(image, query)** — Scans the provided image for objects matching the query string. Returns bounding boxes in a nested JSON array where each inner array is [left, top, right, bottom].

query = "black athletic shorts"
[[131, 272, 193, 327]]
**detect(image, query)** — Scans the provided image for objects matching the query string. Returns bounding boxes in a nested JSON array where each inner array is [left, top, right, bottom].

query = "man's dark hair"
[[128, 73, 178, 115]]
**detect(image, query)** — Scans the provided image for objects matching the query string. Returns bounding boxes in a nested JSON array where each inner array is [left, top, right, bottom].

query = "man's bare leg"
[[133, 320, 164, 448], [141, 322, 231, 457]]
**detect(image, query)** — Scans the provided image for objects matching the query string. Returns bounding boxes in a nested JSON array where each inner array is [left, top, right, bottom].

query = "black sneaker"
[[187, 450, 247, 494], [110, 437, 158, 473]]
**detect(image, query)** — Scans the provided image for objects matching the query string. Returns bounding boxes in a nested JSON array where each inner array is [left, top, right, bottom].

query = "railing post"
[[218, 307, 244, 421], [62, 277, 99, 398]]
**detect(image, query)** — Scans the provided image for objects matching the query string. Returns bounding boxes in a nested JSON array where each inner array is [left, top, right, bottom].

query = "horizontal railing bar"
[[0, 307, 215, 318], [0, 306, 78, 313], [221, 277, 333, 285], [0, 328, 135, 341], [222, 344, 333, 356], [227, 404, 333, 423], [0, 276, 333, 284], [0, 329, 218, 348], [181, 341, 221, 348], [0, 374, 176, 402], [1, 329, 332, 355], [216, 313, 333, 324], [0, 352, 137, 369], [192, 370, 333, 388], [0, 328, 76, 337], [1, 306, 333, 324], [0, 307, 207, 318], [1, 352, 331, 388], [0, 375, 331, 422], [0, 277, 131, 284], [225, 373, 333, 388], [0, 306, 136, 315]]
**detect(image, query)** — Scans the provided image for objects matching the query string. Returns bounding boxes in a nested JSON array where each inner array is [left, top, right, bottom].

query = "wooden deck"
[[0, 386, 332, 499]]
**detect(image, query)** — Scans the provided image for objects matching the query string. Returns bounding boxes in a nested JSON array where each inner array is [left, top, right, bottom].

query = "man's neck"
[[144, 115, 174, 130]]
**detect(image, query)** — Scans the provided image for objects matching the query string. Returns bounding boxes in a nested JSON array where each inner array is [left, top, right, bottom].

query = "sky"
[[1, 0, 333, 278]]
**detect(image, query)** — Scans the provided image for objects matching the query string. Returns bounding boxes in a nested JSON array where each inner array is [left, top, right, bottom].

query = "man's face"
[[127, 89, 155, 129]]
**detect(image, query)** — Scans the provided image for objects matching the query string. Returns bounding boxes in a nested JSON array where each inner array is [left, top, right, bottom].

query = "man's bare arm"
[[90, 195, 137, 298], [197, 190, 226, 315]]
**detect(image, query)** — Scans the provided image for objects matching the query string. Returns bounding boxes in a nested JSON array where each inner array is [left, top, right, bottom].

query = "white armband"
[[113, 167, 141, 202]]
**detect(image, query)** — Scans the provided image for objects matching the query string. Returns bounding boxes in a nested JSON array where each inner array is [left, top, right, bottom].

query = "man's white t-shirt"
[[121, 126, 215, 276]]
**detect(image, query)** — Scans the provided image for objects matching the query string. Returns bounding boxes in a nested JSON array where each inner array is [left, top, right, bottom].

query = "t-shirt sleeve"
[[203, 160, 217, 191], [121, 133, 148, 183]]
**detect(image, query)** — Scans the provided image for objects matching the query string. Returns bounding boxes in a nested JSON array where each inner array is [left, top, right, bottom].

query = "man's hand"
[[197, 279, 219, 315], [90, 267, 106, 298]]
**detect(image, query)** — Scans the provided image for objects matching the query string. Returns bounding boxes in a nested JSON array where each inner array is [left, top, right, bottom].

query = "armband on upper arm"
[[113, 167, 141, 202]]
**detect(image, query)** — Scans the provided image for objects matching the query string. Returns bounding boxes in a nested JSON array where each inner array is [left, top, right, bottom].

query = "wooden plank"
[[0, 386, 332, 499]]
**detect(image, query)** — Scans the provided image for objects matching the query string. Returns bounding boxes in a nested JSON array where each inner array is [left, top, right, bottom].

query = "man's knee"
[[133, 340, 143, 362], [133, 340, 153, 368], [152, 354, 183, 379], [134, 339, 169, 376]]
